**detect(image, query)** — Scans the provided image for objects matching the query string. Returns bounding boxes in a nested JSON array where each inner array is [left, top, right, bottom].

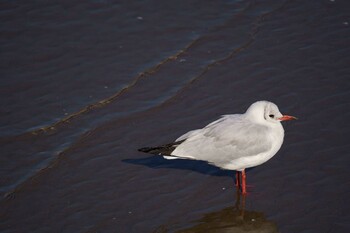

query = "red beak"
[[278, 115, 298, 121]]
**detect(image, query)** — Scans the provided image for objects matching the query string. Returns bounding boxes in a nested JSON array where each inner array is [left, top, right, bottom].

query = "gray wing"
[[171, 115, 272, 167], [175, 116, 228, 142]]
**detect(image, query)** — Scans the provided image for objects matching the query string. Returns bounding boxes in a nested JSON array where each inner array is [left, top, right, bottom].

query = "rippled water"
[[1, 0, 350, 232]]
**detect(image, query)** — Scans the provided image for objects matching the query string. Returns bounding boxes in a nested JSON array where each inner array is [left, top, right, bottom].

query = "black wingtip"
[[138, 140, 185, 155], [138, 146, 163, 155], [138, 147, 153, 153]]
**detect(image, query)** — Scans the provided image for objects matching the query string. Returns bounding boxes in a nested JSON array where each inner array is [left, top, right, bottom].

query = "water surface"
[[1, 0, 350, 232]]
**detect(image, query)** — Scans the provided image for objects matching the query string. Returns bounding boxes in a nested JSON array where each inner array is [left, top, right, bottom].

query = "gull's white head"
[[245, 101, 297, 124]]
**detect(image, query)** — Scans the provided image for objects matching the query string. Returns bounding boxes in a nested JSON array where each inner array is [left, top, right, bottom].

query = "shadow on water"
[[123, 155, 233, 177], [154, 190, 278, 233]]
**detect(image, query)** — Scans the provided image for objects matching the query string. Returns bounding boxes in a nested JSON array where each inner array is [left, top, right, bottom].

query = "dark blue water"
[[1, 0, 350, 232]]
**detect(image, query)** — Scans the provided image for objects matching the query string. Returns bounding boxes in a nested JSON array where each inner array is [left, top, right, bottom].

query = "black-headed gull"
[[138, 101, 296, 194]]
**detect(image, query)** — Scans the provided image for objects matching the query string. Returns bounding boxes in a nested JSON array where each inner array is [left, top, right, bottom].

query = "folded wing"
[[171, 115, 272, 168]]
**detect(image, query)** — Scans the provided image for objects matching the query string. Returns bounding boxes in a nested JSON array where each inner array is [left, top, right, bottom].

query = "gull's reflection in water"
[[154, 190, 278, 233]]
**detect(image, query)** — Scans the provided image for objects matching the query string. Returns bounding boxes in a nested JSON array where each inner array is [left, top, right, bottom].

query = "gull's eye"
[[269, 114, 275, 118]]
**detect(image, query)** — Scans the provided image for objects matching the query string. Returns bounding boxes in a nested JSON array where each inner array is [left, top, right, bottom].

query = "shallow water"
[[1, 0, 350, 232]]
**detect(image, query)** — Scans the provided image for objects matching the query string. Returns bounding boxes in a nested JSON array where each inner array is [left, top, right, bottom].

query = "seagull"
[[138, 101, 297, 194]]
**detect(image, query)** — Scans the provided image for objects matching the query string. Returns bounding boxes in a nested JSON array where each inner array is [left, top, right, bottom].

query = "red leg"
[[235, 171, 241, 187], [241, 169, 247, 195]]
